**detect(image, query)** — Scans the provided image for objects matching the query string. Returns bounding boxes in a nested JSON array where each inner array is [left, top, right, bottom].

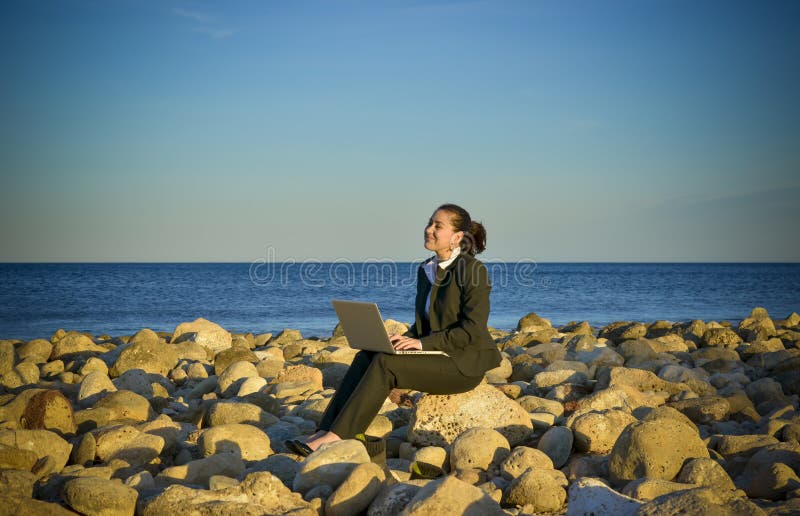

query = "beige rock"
[[237, 376, 267, 397], [77, 371, 118, 407], [293, 439, 371, 495], [143, 471, 314, 515], [0, 469, 36, 498], [204, 401, 279, 428], [157, 452, 245, 487], [713, 434, 780, 457], [669, 396, 730, 424], [622, 478, 696, 501], [213, 347, 258, 375], [93, 390, 155, 423], [676, 457, 736, 491], [401, 475, 505, 515], [450, 428, 510, 476], [500, 446, 554, 480], [516, 395, 564, 417], [21, 390, 77, 437], [572, 409, 637, 454], [365, 414, 393, 438], [0, 442, 39, 470], [217, 361, 258, 397], [745, 462, 800, 500], [413, 446, 448, 472], [0, 493, 76, 515], [517, 313, 552, 333], [171, 318, 232, 355], [408, 384, 532, 447], [502, 467, 566, 511], [16, 339, 52, 364], [702, 327, 742, 348], [62, 476, 138, 516], [110, 329, 178, 377], [608, 418, 709, 484], [325, 462, 386, 516], [94, 425, 164, 466], [635, 487, 765, 515], [199, 423, 272, 461], [50, 332, 108, 360], [0, 429, 72, 473], [272, 364, 324, 392]]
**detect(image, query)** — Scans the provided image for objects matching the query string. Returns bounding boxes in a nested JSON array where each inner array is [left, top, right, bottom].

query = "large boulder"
[[408, 384, 532, 447], [608, 418, 709, 485], [171, 317, 232, 355], [109, 328, 178, 377]]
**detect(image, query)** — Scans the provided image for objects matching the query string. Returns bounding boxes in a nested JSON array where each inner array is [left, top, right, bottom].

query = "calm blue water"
[[0, 262, 798, 341]]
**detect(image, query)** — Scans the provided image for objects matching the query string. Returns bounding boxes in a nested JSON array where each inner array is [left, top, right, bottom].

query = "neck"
[[436, 248, 456, 261]]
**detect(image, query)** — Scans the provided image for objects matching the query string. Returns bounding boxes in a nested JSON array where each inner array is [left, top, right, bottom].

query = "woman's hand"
[[388, 334, 423, 351]]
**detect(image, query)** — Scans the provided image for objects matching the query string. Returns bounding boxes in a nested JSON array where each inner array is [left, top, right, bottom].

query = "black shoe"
[[284, 439, 314, 457], [356, 433, 387, 466]]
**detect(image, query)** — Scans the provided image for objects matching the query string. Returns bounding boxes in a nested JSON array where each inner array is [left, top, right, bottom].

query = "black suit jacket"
[[403, 252, 501, 377]]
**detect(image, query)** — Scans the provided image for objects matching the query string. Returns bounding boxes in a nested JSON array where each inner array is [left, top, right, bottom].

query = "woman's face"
[[424, 209, 462, 255]]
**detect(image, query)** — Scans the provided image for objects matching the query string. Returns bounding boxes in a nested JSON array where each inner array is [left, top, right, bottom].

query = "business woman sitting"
[[288, 203, 501, 455]]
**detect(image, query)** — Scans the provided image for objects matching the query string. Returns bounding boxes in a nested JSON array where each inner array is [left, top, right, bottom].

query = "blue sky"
[[1, 0, 798, 262]]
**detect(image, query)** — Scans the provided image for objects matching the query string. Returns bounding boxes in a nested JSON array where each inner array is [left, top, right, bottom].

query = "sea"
[[0, 262, 798, 341]]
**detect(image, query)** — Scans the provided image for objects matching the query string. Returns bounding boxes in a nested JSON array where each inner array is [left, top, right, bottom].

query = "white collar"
[[435, 246, 461, 269]]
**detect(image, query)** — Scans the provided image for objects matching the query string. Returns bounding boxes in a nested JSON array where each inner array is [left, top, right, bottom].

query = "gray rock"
[[566, 477, 642, 516], [204, 401, 279, 428], [368, 481, 425, 516], [537, 426, 573, 469]]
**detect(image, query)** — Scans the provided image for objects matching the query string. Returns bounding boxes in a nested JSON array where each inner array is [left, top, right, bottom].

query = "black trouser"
[[318, 350, 484, 439]]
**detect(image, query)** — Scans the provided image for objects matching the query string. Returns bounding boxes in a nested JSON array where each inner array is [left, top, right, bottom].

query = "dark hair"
[[436, 203, 487, 255]]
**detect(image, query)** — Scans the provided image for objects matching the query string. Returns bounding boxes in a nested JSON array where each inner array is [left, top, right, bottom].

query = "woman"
[[287, 203, 501, 454]]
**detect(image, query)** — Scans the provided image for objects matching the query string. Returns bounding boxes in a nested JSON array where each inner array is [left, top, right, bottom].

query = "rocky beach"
[[1, 307, 799, 515]]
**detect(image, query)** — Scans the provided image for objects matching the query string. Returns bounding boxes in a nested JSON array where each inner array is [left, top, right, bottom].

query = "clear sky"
[[1, 0, 798, 262]]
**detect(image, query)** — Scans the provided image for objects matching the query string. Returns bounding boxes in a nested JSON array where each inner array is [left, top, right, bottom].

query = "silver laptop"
[[331, 299, 447, 355]]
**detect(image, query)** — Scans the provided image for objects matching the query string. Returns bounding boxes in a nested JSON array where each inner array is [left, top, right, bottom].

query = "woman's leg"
[[317, 350, 376, 432], [327, 353, 483, 439]]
